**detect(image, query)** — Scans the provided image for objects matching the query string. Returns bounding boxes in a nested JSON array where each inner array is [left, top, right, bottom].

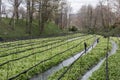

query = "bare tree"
[[0, 0, 70, 34], [77, 5, 86, 30], [99, 1, 107, 30], [38, 0, 41, 34], [9, 0, 23, 27], [38, 0, 63, 33], [86, 5, 94, 31], [26, 0, 31, 34], [59, 0, 69, 29], [110, 0, 120, 24], [0, 0, 2, 22]]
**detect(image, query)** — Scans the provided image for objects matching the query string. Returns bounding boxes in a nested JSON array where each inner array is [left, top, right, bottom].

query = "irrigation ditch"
[[30, 38, 98, 80]]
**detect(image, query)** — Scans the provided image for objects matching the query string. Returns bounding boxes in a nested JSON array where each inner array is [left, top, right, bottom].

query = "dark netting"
[[0, 0, 119, 80]]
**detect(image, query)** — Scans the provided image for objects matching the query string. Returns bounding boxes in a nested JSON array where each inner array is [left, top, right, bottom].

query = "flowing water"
[[80, 41, 118, 80], [30, 39, 98, 80]]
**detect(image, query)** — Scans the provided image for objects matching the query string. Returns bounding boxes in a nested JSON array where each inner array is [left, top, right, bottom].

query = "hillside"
[[0, 18, 62, 40]]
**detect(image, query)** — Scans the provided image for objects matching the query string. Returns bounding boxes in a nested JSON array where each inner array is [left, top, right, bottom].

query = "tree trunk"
[[0, 0, 2, 22], [100, 2, 106, 30], [38, 0, 41, 35], [61, 6, 63, 30], [26, 0, 31, 34], [39, 0, 48, 34], [14, 0, 19, 22]]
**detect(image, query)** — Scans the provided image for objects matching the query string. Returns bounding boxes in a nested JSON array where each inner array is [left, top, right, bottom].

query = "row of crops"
[[89, 37, 120, 80], [0, 33, 85, 49], [48, 37, 112, 80], [0, 33, 97, 80], [0, 33, 86, 57]]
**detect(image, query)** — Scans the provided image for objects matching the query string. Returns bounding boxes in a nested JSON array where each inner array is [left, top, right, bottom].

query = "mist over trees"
[[74, 0, 120, 35]]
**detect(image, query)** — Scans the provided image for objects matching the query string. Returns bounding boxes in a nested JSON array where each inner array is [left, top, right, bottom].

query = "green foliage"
[[89, 37, 120, 80], [48, 38, 112, 80], [69, 26, 78, 32], [0, 34, 94, 80], [0, 18, 62, 39], [109, 27, 120, 36], [42, 22, 62, 35]]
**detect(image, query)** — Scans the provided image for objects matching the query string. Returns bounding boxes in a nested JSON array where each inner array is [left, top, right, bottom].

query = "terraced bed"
[[48, 37, 112, 80], [89, 37, 120, 80], [0, 33, 96, 80]]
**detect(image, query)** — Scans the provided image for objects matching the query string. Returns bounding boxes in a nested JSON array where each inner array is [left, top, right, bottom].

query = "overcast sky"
[[68, 0, 99, 13]]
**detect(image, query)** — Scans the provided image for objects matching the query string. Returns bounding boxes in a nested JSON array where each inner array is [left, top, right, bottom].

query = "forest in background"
[[0, 0, 119, 40], [0, 0, 72, 39]]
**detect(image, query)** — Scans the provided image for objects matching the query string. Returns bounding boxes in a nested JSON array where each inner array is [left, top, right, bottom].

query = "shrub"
[[69, 26, 78, 32]]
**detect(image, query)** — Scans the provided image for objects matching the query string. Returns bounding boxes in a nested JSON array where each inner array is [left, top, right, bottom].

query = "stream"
[[30, 39, 98, 80], [80, 41, 118, 80]]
